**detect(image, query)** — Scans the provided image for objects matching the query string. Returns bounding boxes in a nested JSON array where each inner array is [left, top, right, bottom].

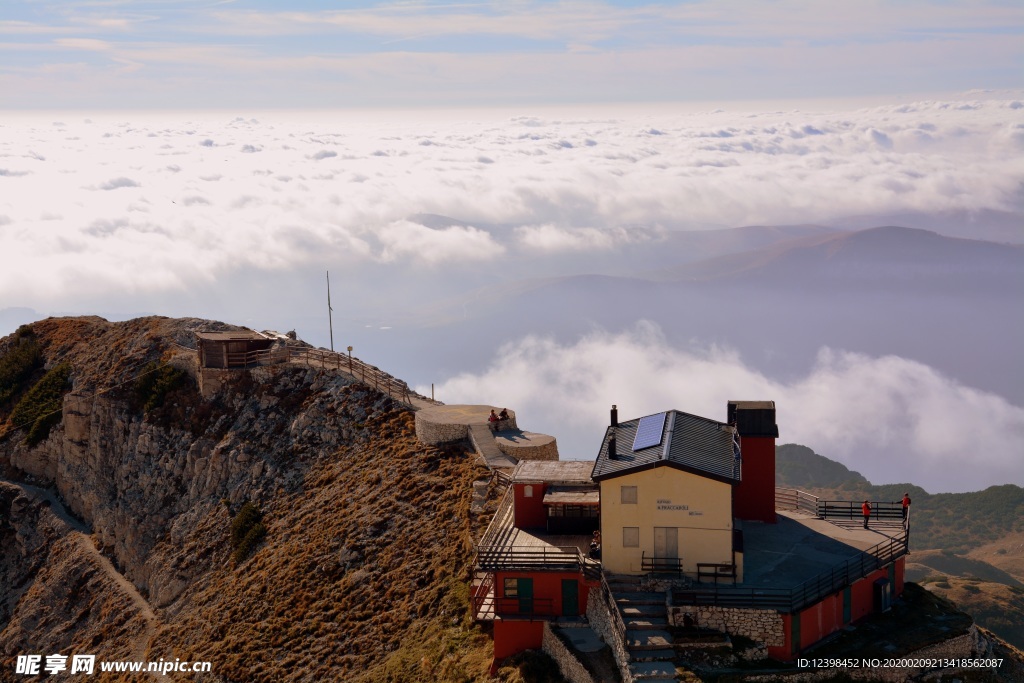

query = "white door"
[[654, 527, 678, 558]]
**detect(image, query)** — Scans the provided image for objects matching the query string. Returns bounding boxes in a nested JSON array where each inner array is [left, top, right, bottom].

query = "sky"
[[1, 1, 1023, 493], [1, 0, 1023, 109]]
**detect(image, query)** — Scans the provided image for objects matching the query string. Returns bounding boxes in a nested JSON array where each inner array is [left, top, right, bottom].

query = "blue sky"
[[2, 0, 1022, 108]]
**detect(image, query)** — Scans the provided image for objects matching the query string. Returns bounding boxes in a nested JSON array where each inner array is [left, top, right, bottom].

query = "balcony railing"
[[493, 597, 556, 617], [673, 531, 908, 613]]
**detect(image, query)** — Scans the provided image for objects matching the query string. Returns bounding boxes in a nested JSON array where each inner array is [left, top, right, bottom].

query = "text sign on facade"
[[656, 499, 690, 511]]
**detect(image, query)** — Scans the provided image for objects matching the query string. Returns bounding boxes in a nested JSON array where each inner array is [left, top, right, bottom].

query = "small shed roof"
[[543, 488, 600, 505], [195, 330, 268, 341], [512, 460, 594, 485], [592, 409, 740, 484]]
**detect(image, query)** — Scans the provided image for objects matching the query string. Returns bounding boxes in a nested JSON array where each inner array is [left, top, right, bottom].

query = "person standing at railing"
[[862, 500, 871, 529], [902, 493, 911, 528]]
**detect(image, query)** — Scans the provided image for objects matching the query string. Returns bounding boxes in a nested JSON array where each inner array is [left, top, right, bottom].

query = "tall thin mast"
[[327, 270, 335, 352]]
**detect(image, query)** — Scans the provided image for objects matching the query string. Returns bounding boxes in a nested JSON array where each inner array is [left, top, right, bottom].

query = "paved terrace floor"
[[741, 510, 906, 590]]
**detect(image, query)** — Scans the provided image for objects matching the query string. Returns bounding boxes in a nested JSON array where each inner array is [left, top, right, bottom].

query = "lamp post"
[[347, 346, 353, 374]]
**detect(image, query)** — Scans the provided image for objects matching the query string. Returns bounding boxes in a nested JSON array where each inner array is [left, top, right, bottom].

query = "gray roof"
[[513, 460, 595, 485], [591, 410, 741, 484], [195, 330, 268, 341]]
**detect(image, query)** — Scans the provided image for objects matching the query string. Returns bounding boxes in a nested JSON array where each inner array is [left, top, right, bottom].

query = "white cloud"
[[428, 323, 1024, 493], [375, 220, 504, 265], [0, 98, 1021, 305]]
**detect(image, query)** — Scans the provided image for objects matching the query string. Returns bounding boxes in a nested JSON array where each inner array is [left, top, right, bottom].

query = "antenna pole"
[[327, 271, 335, 352]]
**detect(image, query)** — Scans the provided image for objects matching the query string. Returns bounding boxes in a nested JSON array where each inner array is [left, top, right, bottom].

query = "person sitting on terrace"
[[488, 409, 501, 431], [498, 408, 509, 421]]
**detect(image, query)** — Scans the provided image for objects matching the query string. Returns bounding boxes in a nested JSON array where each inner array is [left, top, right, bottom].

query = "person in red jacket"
[[862, 500, 871, 529], [902, 493, 911, 527]]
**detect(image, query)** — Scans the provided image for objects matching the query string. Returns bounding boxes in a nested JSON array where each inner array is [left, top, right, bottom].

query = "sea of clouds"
[[427, 323, 1024, 494], [1, 96, 1022, 492], [2, 97, 1022, 304]]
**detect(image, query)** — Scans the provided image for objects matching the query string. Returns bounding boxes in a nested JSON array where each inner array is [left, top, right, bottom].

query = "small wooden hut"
[[195, 331, 274, 369]]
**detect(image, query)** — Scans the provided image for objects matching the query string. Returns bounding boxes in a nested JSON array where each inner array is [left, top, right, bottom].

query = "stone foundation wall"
[[541, 624, 596, 683], [669, 605, 785, 648], [586, 582, 634, 683], [496, 437, 558, 461], [743, 625, 993, 683], [414, 415, 470, 445]]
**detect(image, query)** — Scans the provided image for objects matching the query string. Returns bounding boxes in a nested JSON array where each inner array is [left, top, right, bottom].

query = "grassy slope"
[[0, 316, 565, 683]]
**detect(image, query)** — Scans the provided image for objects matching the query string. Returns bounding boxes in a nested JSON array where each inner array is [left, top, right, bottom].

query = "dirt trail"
[[2, 479, 159, 670]]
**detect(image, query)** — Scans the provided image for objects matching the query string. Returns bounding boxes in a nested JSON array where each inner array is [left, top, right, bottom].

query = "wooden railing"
[[287, 347, 420, 404], [674, 531, 908, 613], [775, 487, 821, 516]]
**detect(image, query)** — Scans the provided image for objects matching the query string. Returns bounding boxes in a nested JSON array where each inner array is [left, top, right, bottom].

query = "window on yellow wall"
[[623, 527, 639, 547], [621, 486, 637, 504]]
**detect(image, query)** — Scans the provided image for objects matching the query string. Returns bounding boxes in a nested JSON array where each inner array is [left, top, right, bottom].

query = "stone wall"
[[586, 581, 634, 683], [495, 436, 559, 462], [669, 604, 785, 648], [541, 624, 596, 683], [743, 625, 995, 683], [414, 414, 471, 445]]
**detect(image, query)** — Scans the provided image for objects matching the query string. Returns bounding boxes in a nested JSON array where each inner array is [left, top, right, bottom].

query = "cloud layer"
[[1, 97, 1022, 306], [427, 323, 1024, 493]]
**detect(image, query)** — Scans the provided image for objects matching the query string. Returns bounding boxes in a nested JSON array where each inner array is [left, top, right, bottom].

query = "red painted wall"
[[798, 592, 843, 650], [768, 560, 906, 660], [733, 436, 776, 523], [493, 620, 545, 659], [513, 483, 547, 529], [495, 571, 592, 617]]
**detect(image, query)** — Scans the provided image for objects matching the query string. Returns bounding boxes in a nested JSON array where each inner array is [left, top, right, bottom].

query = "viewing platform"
[[414, 404, 559, 470]]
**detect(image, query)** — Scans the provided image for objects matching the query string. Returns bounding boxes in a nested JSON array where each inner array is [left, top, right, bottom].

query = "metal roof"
[[542, 488, 600, 505], [513, 460, 594, 484], [195, 330, 268, 341], [591, 409, 741, 484]]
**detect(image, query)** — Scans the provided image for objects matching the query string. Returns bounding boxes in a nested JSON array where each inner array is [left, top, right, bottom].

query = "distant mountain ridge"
[[777, 442, 1024, 651], [647, 225, 1024, 293]]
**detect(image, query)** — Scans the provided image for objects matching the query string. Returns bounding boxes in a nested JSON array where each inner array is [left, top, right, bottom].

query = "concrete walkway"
[[469, 424, 518, 469]]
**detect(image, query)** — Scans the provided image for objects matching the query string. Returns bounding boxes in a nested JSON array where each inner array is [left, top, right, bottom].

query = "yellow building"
[[592, 406, 743, 581]]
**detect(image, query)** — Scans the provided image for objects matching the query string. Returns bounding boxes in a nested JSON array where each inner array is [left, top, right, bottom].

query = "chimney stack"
[[611, 404, 618, 428]]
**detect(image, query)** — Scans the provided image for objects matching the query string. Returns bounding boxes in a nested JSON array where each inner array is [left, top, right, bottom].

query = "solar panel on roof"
[[632, 412, 667, 451]]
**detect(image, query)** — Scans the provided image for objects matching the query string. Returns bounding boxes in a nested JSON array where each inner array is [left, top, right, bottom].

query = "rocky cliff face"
[[0, 317, 496, 682]]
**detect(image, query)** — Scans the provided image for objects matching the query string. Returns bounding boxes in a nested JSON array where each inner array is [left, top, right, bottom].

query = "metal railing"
[[472, 571, 495, 619], [599, 572, 629, 645], [818, 500, 904, 522], [476, 545, 591, 572], [673, 531, 908, 613], [493, 597, 556, 617], [641, 553, 684, 575], [775, 487, 820, 516]]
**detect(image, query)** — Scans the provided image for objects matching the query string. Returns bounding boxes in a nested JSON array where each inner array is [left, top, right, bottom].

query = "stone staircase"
[[606, 575, 678, 682]]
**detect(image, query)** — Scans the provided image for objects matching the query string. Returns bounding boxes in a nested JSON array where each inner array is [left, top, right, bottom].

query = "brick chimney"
[[729, 400, 779, 524]]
